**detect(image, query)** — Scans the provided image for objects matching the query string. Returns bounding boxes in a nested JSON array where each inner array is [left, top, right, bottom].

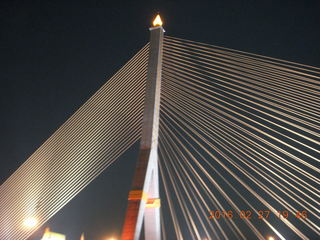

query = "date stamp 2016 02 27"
[[209, 210, 308, 220]]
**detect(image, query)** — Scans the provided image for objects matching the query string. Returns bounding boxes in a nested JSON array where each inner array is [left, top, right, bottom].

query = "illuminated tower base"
[[121, 15, 164, 240]]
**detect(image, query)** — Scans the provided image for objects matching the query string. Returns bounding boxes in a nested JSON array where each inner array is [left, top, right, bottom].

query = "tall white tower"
[[121, 14, 164, 240]]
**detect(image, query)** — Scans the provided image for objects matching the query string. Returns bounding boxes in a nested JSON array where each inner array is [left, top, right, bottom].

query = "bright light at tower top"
[[153, 14, 163, 27]]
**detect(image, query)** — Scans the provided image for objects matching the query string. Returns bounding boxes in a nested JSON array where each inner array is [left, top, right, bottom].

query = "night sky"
[[1, 1, 319, 239]]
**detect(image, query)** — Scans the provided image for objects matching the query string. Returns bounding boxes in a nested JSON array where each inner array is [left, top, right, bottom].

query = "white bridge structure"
[[0, 15, 319, 240]]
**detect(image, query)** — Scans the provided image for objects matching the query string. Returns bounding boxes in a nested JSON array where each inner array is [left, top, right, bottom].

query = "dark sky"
[[1, 0, 319, 239]]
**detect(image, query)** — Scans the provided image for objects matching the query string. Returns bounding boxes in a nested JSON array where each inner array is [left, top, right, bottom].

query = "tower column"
[[121, 15, 164, 240]]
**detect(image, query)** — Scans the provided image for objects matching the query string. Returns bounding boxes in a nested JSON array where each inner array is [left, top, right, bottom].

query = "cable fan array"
[[0, 44, 149, 240], [1, 34, 319, 240], [159, 36, 319, 240]]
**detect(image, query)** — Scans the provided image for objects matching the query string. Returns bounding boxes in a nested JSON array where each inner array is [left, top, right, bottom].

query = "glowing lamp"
[[41, 231, 66, 240], [268, 237, 275, 240], [153, 14, 163, 27], [23, 217, 38, 228]]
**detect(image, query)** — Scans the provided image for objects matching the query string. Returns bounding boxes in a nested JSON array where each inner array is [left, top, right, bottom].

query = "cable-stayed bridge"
[[0, 17, 319, 240]]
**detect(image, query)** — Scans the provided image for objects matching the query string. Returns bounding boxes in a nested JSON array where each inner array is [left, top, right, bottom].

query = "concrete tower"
[[121, 14, 164, 240]]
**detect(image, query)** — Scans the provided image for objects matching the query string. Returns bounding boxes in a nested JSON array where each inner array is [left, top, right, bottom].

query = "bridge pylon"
[[121, 15, 164, 240]]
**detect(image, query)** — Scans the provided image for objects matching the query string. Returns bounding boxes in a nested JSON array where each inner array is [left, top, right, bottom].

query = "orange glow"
[[41, 230, 66, 240], [23, 217, 38, 228], [268, 237, 275, 240], [128, 190, 148, 201], [146, 198, 161, 208], [153, 14, 163, 27]]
